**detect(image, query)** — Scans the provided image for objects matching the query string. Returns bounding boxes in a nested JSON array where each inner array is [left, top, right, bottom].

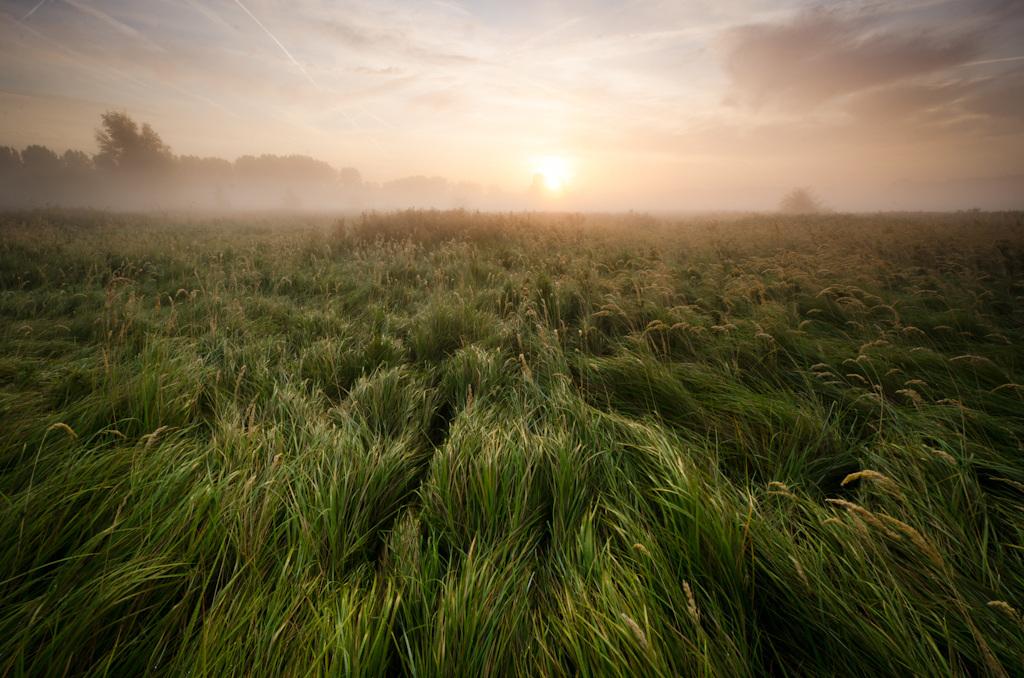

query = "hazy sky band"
[[1, 0, 1022, 209]]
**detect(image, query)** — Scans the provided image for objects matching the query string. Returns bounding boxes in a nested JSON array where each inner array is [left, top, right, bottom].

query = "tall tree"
[[94, 111, 173, 171]]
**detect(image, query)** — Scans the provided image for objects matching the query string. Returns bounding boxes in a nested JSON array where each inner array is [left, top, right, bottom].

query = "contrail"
[[232, 0, 322, 91], [230, 0, 388, 154], [18, 0, 49, 23], [63, 0, 140, 38]]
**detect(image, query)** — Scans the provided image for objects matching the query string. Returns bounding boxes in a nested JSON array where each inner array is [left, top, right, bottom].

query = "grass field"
[[2, 208, 1023, 677]]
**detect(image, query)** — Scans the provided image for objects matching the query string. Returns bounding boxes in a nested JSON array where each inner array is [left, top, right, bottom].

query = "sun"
[[543, 173, 564, 191], [533, 156, 571, 194]]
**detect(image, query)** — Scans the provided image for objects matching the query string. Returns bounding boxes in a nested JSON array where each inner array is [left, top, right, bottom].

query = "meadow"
[[1, 208, 1023, 677]]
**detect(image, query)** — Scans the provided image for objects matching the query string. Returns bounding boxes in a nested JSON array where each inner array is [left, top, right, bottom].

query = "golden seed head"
[[619, 613, 652, 655], [841, 470, 899, 494], [683, 581, 699, 622], [47, 422, 77, 438]]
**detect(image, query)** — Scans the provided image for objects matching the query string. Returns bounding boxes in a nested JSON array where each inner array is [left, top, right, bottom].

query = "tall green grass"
[[2, 208, 1023, 677]]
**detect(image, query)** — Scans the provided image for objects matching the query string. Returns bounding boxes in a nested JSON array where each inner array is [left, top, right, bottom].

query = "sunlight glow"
[[533, 157, 572, 194]]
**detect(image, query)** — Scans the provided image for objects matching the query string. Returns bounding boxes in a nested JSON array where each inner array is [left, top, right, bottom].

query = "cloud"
[[845, 81, 974, 123], [720, 6, 984, 108], [963, 76, 1024, 120]]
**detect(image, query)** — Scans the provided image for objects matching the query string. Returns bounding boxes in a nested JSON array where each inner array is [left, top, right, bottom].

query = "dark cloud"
[[721, 7, 983, 108]]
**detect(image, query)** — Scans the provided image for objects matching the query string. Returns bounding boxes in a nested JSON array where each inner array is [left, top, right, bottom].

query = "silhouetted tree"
[[0, 146, 20, 175], [178, 155, 233, 181], [61, 150, 95, 178], [234, 154, 337, 186], [94, 111, 173, 171], [779, 187, 824, 214], [338, 167, 362, 188], [21, 145, 61, 176]]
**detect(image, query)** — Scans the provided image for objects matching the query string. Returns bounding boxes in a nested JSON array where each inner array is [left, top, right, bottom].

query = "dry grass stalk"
[[987, 601, 1022, 624], [790, 556, 811, 593], [47, 422, 77, 439], [519, 353, 533, 382], [142, 425, 171, 450], [842, 470, 900, 494], [826, 498, 898, 538], [877, 514, 943, 567], [929, 449, 957, 465], [683, 581, 699, 622], [896, 388, 924, 405], [950, 354, 990, 364], [619, 613, 652, 655], [991, 477, 1024, 494]]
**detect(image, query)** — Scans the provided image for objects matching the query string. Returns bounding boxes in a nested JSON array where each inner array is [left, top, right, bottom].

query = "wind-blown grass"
[[1, 207, 1023, 677]]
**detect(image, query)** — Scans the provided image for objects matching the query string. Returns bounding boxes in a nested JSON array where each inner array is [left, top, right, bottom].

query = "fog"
[[1, 0, 1023, 213]]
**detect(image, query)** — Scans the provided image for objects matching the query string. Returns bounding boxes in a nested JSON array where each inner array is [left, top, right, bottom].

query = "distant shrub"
[[779, 187, 825, 214]]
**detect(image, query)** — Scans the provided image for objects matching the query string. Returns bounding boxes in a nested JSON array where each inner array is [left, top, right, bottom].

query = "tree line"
[[0, 112, 363, 210]]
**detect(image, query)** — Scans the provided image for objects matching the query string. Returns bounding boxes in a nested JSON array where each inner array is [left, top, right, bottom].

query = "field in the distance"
[[2, 209, 1023, 677]]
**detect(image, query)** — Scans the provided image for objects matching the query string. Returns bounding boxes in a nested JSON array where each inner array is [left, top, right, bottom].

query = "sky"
[[1, 0, 1023, 210]]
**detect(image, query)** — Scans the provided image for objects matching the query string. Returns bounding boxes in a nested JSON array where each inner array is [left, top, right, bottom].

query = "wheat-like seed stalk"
[[842, 470, 900, 494], [790, 555, 811, 593], [950, 354, 990, 364], [683, 581, 699, 622], [987, 600, 1022, 623], [826, 498, 898, 537], [519, 353, 532, 382], [991, 477, 1024, 494], [895, 388, 924, 405], [619, 613, 652, 655], [142, 425, 170, 450], [47, 422, 77, 438], [877, 514, 943, 567]]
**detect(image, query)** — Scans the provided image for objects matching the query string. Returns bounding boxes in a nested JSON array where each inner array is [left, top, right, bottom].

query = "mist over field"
[[3, 108, 1023, 212]]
